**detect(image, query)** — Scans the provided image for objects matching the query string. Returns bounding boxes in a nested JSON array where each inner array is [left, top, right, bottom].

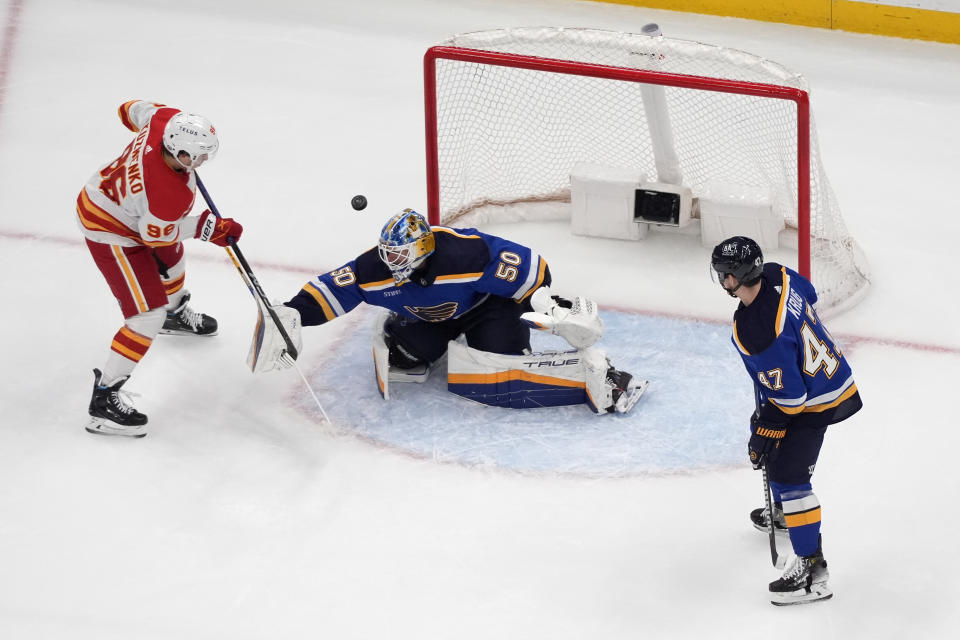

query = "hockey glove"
[[247, 302, 303, 373], [520, 286, 604, 349], [748, 413, 786, 469], [196, 209, 243, 247]]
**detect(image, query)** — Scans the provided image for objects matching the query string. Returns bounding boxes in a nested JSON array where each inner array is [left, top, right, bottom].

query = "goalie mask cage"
[[423, 27, 870, 316]]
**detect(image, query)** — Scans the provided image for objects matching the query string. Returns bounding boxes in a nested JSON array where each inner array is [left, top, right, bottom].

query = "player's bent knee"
[[385, 332, 427, 369], [125, 307, 166, 337], [373, 312, 435, 400]]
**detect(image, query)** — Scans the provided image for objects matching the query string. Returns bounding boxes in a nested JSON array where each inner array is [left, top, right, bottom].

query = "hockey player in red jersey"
[[77, 100, 243, 438]]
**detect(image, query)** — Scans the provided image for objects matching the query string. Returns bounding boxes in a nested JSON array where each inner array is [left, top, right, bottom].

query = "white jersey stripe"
[[435, 275, 483, 285], [513, 253, 542, 301], [360, 281, 396, 292], [770, 392, 808, 407], [776, 270, 791, 336], [315, 281, 347, 316], [806, 374, 856, 407]]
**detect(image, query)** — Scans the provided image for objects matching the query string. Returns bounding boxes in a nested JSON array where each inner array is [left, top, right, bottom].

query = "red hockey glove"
[[195, 209, 243, 247], [748, 412, 786, 470]]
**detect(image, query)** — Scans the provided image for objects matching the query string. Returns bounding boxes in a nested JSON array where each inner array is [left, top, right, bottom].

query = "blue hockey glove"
[[748, 413, 786, 470]]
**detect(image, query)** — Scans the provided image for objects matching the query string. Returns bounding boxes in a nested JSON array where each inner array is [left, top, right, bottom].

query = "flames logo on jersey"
[[403, 302, 459, 322]]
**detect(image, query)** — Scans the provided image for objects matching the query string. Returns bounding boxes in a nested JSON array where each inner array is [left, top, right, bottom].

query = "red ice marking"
[[602, 302, 960, 357], [0, 0, 24, 137], [0, 229, 320, 276], [2, 227, 959, 357]]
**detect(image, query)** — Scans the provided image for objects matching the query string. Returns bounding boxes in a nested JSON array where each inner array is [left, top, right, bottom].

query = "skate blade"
[[615, 379, 649, 413], [388, 364, 431, 384], [753, 522, 790, 537], [158, 328, 218, 337], [85, 417, 147, 438], [770, 584, 833, 606]]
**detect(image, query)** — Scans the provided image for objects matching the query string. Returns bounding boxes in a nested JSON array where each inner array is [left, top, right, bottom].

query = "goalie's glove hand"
[[748, 412, 786, 470], [196, 209, 244, 247], [520, 286, 603, 349]]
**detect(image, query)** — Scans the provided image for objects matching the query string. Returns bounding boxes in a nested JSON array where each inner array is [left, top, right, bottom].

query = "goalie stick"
[[195, 174, 330, 423]]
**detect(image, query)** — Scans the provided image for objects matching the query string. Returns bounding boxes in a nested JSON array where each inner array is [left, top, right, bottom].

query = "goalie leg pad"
[[447, 342, 646, 413], [372, 320, 391, 400], [447, 341, 588, 409]]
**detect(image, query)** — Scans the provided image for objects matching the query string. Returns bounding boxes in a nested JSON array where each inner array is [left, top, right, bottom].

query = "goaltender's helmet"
[[378, 209, 436, 283], [711, 236, 764, 288], [163, 112, 219, 170]]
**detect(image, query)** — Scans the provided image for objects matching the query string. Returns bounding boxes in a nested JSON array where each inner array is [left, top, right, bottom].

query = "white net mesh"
[[428, 27, 870, 316]]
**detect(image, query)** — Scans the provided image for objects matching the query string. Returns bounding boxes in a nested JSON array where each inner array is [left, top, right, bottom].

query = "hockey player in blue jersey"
[[711, 236, 862, 606], [252, 209, 646, 414]]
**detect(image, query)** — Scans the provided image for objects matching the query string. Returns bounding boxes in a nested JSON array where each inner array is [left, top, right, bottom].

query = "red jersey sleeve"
[[117, 100, 167, 132]]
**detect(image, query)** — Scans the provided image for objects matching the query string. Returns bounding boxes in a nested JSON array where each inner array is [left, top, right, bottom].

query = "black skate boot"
[[604, 365, 648, 414], [751, 505, 789, 535], [769, 537, 832, 606], [86, 368, 148, 438], [160, 292, 218, 336]]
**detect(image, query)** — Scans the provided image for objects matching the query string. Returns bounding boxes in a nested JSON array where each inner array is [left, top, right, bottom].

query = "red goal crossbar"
[[423, 45, 812, 277]]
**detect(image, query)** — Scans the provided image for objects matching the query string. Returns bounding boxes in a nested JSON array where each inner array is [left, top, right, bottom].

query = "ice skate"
[[388, 362, 432, 383], [751, 506, 789, 536], [160, 292, 218, 336], [769, 539, 832, 606], [605, 366, 648, 414], [86, 368, 148, 438]]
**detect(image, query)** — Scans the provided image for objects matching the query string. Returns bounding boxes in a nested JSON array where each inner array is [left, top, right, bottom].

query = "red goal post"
[[422, 28, 870, 315]]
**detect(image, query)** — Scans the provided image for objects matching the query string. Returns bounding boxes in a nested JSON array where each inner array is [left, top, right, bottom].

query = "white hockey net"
[[424, 27, 870, 315]]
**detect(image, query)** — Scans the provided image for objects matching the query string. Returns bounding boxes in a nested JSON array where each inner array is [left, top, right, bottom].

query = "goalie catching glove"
[[247, 302, 303, 373], [521, 286, 604, 349]]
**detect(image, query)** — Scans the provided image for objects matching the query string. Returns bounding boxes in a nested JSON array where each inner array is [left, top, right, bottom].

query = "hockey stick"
[[754, 383, 783, 569], [194, 174, 330, 423], [194, 173, 298, 360], [760, 464, 783, 569]]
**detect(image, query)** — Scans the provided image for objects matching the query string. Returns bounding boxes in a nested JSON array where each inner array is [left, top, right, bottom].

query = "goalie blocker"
[[247, 302, 302, 373]]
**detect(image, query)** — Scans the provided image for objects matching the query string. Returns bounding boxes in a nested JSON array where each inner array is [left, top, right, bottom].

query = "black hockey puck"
[[351, 195, 368, 211]]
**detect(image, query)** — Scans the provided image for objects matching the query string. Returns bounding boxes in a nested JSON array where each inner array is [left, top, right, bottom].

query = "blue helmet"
[[378, 209, 436, 283]]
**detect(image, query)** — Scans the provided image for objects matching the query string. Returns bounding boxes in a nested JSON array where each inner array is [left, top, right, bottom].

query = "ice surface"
[[1, 0, 959, 638], [301, 307, 752, 475]]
